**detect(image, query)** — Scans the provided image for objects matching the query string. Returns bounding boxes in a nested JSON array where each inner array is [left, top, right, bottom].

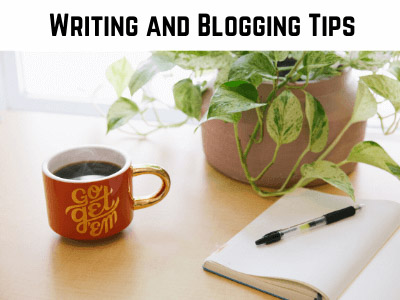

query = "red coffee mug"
[[42, 145, 170, 240]]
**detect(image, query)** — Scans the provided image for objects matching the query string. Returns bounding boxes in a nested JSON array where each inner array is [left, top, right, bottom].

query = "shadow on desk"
[[57, 232, 126, 247], [49, 229, 138, 299]]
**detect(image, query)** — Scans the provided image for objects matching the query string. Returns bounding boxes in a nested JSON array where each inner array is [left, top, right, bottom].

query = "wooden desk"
[[0, 110, 399, 300]]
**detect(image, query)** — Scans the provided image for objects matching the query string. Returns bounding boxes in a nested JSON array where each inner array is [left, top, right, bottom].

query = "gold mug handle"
[[130, 164, 171, 210]]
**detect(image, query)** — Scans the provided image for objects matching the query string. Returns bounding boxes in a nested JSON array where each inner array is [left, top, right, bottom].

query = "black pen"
[[255, 204, 364, 246]]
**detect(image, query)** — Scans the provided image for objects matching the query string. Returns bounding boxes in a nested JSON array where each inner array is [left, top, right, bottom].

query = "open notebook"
[[203, 189, 400, 300]]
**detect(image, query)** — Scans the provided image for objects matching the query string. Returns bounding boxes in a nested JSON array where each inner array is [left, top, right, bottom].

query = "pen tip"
[[355, 203, 365, 210], [255, 230, 282, 246], [255, 238, 265, 245]]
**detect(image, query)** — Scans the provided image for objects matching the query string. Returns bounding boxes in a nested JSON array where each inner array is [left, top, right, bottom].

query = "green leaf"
[[107, 97, 139, 133], [266, 90, 303, 145], [346, 141, 400, 180], [301, 161, 355, 200], [142, 93, 156, 104], [228, 52, 276, 87], [290, 51, 304, 61], [308, 66, 342, 81], [346, 51, 392, 71], [299, 51, 341, 74], [173, 78, 202, 120], [350, 80, 377, 123], [205, 114, 242, 124], [388, 164, 400, 177], [214, 64, 231, 88], [206, 81, 266, 124], [231, 51, 251, 57], [128, 51, 233, 96], [129, 52, 175, 96], [304, 91, 329, 153], [106, 57, 134, 97], [361, 74, 400, 111], [267, 51, 289, 62], [167, 51, 233, 71], [389, 61, 400, 81], [215, 62, 233, 87]]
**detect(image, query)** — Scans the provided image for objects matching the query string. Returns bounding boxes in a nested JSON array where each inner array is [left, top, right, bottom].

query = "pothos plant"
[[105, 51, 400, 200]]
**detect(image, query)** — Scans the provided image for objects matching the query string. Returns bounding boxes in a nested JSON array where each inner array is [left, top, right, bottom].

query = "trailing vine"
[[106, 51, 400, 199]]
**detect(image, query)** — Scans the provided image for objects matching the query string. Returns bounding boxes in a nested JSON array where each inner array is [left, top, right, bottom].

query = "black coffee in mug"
[[54, 161, 121, 181]]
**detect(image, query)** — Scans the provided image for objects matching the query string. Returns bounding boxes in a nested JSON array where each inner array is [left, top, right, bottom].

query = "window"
[[0, 51, 396, 131], [0, 51, 193, 122]]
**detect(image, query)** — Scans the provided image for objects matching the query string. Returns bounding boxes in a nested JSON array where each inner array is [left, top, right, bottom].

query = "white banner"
[[0, 0, 397, 51]]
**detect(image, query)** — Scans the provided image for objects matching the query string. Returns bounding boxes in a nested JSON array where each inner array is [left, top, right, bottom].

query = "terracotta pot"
[[201, 71, 366, 188]]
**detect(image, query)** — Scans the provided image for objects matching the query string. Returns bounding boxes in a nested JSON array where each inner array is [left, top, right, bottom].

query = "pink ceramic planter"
[[201, 71, 366, 188]]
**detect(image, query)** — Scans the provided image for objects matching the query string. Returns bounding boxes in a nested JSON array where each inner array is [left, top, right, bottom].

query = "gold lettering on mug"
[[65, 185, 119, 236]]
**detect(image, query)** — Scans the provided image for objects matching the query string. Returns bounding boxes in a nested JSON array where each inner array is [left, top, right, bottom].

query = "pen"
[[255, 204, 364, 246]]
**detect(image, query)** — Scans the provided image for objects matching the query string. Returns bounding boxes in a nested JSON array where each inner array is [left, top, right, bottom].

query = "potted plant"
[[105, 51, 400, 200]]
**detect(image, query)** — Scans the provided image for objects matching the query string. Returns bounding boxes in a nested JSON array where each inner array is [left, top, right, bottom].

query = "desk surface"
[[0, 110, 399, 300]]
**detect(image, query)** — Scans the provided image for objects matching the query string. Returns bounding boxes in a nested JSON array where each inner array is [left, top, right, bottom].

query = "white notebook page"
[[206, 189, 400, 299], [340, 228, 400, 299]]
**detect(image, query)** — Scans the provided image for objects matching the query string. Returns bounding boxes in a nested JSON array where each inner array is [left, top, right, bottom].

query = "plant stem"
[[295, 121, 353, 188], [243, 53, 307, 158], [317, 121, 352, 161], [257, 177, 307, 197], [377, 113, 386, 133], [123, 124, 159, 137], [235, 52, 309, 197], [389, 119, 400, 134], [254, 107, 264, 144], [152, 106, 165, 126], [385, 112, 398, 135], [161, 117, 190, 128], [244, 79, 287, 157], [285, 52, 306, 80], [286, 73, 310, 90], [251, 144, 280, 181], [139, 110, 156, 127], [278, 146, 309, 191], [234, 122, 309, 198], [380, 113, 396, 119], [243, 123, 261, 158], [125, 116, 190, 137], [277, 66, 293, 71], [234, 122, 266, 196]]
